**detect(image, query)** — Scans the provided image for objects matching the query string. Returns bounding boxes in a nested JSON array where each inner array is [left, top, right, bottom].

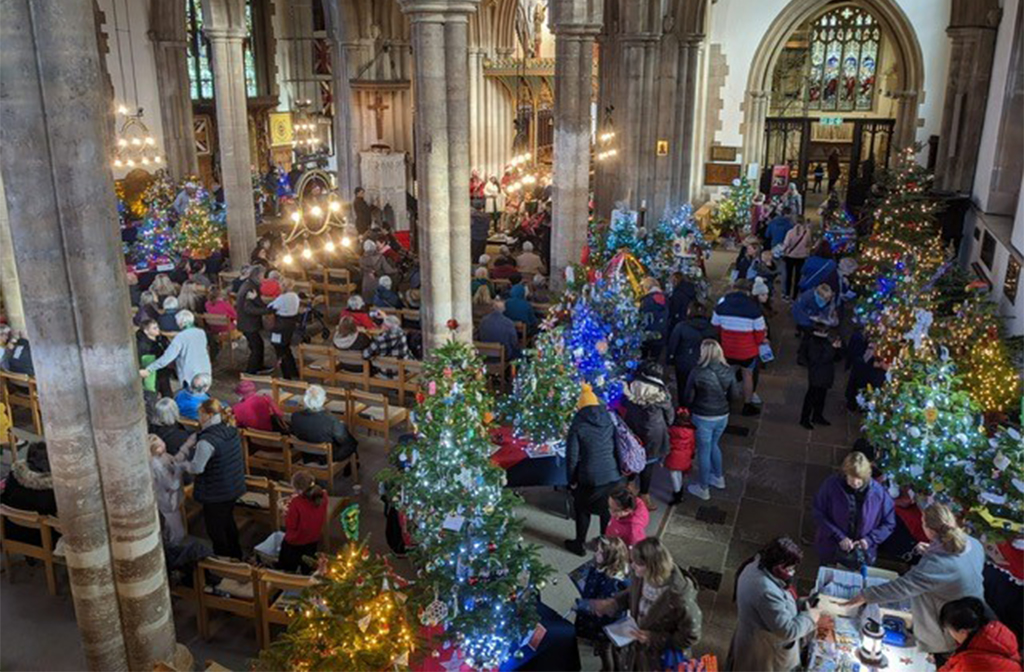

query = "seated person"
[[289, 385, 358, 463], [530, 274, 551, 304], [1, 328, 35, 376], [478, 299, 521, 360], [341, 295, 378, 330], [260, 270, 283, 299], [490, 247, 520, 280], [362, 315, 409, 360], [157, 296, 181, 333], [333, 316, 372, 362], [148, 398, 193, 456], [515, 241, 546, 276], [372, 275, 403, 309], [471, 266, 494, 301], [813, 451, 895, 568], [938, 597, 1021, 672], [203, 287, 237, 332], [232, 379, 284, 432], [278, 470, 328, 574], [134, 290, 161, 327], [0, 443, 58, 545], [493, 244, 516, 268], [174, 372, 212, 420], [503, 283, 537, 331]]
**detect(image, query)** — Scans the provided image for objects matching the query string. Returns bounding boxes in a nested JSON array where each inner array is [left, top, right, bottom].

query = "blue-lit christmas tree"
[[130, 173, 180, 267]]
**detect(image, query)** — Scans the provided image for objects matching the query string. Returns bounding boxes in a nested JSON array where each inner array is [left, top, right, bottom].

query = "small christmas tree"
[[603, 208, 639, 260], [501, 327, 579, 444], [175, 181, 223, 259], [710, 175, 755, 240], [254, 541, 418, 672], [379, 336, 552, 668], [131, 209, 179, 267]]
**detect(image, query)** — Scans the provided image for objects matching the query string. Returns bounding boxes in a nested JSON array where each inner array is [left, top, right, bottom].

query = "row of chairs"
[[1, 370, 42, 447], [241, 430, 358, 495]]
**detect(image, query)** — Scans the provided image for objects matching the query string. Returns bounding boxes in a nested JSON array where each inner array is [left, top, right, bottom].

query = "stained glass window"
[[243, 0, 258, 97], [186, 0, 213, 100], [808, 6, 880, 112]]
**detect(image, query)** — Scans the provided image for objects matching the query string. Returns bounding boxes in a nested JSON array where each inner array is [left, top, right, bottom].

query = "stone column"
[[400, 0, 478, 350], [0, 1, 177, 670], [203, 0, 258, 266], [673, 34, 703, 205], [0, 175, 26, 332], [149, 0, 199, 180], [889, 90, 919, 151], [743, 89, 770, 170], [549, 0, 602, 289]]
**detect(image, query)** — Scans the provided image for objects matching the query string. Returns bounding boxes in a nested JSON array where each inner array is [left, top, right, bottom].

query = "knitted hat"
[[577, 382, 600, 410]]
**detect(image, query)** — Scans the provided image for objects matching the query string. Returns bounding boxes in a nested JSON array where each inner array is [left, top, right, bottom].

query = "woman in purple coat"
[[813, 451, 895, 568]]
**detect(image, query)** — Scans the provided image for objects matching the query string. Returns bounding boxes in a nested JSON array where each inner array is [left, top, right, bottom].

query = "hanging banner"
[[770, 164, 790, 196]]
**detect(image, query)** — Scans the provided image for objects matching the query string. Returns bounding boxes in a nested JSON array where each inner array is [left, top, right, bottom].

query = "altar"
[[360, 149, 409, 231]]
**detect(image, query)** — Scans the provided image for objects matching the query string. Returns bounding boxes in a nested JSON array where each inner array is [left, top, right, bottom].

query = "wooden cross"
[[367, 93, 389, 140]]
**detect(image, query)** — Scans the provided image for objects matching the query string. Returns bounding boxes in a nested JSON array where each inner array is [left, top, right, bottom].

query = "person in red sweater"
[[604, 488, 650, 547], [939, 597, 1022, 672], [278, 471, 328, 574], [665, 409, 695, 505], [711, 280, 768, 416], [232, 380, 284, 432]]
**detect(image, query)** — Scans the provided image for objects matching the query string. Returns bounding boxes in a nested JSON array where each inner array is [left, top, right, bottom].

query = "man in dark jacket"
[[353, 187, 372, 234], [235, 266, 271, 374], [478, 300, 521, 360], [564, 383, 624, 556], [667, 272, 697, 336], [471, 201, 491, 264], [289, 385, 358, 463], [799, 330, 842, 429], [667, 302, 717, 403], [0, 443, 57, 545]]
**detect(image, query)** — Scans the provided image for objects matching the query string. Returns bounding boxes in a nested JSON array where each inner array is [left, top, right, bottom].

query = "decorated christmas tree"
[[710, 175, 755, 240], [379, 336, 552, 668], [175, 180, 224, 259], [959, 337, 1022, 415], [131, 208, 179, 267], [501, 327, 579, 444], [254, 541, 418, 672], [636, 205, 709, 286], [954, 425, 1023, 544]]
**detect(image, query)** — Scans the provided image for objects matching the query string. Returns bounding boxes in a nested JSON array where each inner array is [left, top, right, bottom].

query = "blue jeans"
[[692, 415, 728, 488]]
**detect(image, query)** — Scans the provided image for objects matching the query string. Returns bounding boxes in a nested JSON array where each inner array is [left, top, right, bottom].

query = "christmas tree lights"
[[953, 425, 1023, 544], [501, 327, 579, 444], [175, 180, 224, 259], [710, 175, 755, 241]]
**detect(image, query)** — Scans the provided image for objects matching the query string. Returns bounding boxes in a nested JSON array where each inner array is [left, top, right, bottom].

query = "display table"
[[489, 427, 568, 489]]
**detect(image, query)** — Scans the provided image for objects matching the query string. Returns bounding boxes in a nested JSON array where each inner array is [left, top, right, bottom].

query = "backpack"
[[610, 412, 646, 475]]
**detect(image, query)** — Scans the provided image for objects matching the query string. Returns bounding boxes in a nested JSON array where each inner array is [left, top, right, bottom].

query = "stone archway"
[[741, 0, 926, 168]]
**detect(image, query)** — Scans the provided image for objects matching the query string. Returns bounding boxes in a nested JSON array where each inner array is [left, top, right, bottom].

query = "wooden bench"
[[241, 429, 292, 480], [317, 267, 357, 314], [333, 351, 371, 390], [0, 505, 63, 596], [196, 557, 264, 648], [199, 313, 242, 367], [474, 341, 508, 391], [287, 438, 359, 496], [273, 379, 309, 413], [0, 371, 42, 437], [297, 343, 336, 386], [235, 475, 291, 533], [349, 389, 408, 447]]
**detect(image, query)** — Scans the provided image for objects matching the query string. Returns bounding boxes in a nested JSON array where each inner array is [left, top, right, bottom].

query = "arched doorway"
[[743, 0, 925, 210]]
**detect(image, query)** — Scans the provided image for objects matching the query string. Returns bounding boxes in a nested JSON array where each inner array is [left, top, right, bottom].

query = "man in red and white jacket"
[[712, 281, 767, 416]]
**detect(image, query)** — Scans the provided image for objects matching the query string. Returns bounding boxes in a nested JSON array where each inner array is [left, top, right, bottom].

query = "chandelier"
[[112, 105, 163, 170], [292, 98, 324, 155], [281, 197, 353, 265]]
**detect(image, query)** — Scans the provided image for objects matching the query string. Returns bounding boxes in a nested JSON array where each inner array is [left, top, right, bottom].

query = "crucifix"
[[367, 92, 390, 141]]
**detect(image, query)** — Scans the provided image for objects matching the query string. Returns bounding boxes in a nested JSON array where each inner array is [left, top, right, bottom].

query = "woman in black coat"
[[622, 363, 675, 512], [667, 302, 718, 404], [1, 443, 59, 544]]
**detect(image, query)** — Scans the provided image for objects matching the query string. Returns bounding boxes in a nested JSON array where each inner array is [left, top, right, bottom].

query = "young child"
[[799, 329, 843, 430], [605, 487, 650, 547], [665, 409, 696, 504], [149, 434, 190, 545], [279, 470, 328, 574], [574, 535, 630, 672]]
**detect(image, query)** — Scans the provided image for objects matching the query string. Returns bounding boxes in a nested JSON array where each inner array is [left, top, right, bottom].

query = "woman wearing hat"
[[621, 362, 674, 511], [232, 379, 285, 432]]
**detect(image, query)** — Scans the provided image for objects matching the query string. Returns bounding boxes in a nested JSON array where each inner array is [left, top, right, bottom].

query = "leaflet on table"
[[525, 439, 566, 459]]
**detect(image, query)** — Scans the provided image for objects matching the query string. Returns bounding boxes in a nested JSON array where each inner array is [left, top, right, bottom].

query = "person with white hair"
[[478, 253, 492, 267], [149, 397, 193, 456], [515, 240, 547, 276], [158, 295, 182, 332], [530, 273, 551, 303], [341, 293, 378, 330], [372, 274, 404, 309], [141, 308, 211, 390], [359, 238, 397, 298], [289, 385, 358, 463], [174, 372, 212, 420], [362, 315, 409, 360]]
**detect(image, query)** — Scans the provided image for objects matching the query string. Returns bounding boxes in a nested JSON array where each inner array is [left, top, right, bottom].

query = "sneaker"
[[563, 539, 586, 557], [750, 393, 763, 405], [687, 483, 711, 501], [813, 416, 832, 426], [800, 420, 814, 430], [709, 476, 726, 490], [741, 403, 761, 417]]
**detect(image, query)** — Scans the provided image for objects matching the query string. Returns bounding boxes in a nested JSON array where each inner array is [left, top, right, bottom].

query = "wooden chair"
[[398, 359, 423, 407], [514, 321, 528, 349], [218, 270, 241, 294], [349, 389, 408, 447], [0, 371, 42, 437], [239, 373, 275, 396], [319, 268, 357, 314], [399, 308, 422, 329], [474, 341, 508, 390], [240, 428, 291, 480], [257, 568, 317, 648], [200, 313, 242, 367], [367, 356, 404, 401], [492, 278, 512, 294], [0, 505, 62, 596], [287, 438, 358, 496], [297, 343, 336, 386], [333, 351, 370, 390], [273, 379, 309, 413], [321, 385, 356, 425], [196, 557, 264, 648], [235, 475, 290, 533]]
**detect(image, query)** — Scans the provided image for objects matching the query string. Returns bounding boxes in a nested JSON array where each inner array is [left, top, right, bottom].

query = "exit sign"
[[820, 116, 844, 126]]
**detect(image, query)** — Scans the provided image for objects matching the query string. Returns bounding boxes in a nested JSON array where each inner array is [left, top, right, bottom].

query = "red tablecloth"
[[488, 426, 531, 471]]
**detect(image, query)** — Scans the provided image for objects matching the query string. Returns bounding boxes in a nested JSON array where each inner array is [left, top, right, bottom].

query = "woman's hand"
[[588, 598, 617, 616], [839, 538, 855, 552], [913, 541, 930, 555], [840, 594, 867, 609], [854, 539, 870, 551]]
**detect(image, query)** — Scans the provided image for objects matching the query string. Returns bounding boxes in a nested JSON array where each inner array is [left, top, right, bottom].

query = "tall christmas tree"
[[379, 337, 552, 668], [129, 172, 180, 266], [953, 425, 1023, 544], [959, 337, 1021, 415], [254, 541, 418, 672], [175, 181, 224, 259], [501, 327, 579, 444], [710, 175, 755, 240]]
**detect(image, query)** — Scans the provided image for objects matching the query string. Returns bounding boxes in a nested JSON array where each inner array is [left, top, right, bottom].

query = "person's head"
[[532, 274, 546, 288], [814, 284, 834, 307], [630, 537, 674, 586], [347, 295, 365, 311], [338, 316, 359, 338], [291, 469, 325, 506], [608, 488, 638, 518], [153, 398, 181, 427], [148, 434, 166, 457], [152, 273, 173, 293], [355, 187, 365, 198], [758, 536, 803, 582], [190, 372, 212, 394], [940, 597, 992, 646], [175, 309, 195, 330], [591, 535, 629, 577], [499, 244, 511, 257], [234, 380, 257, 400], [744, 238, 761, 256], [382, 315, 402, 332], [687, 301, 707, 320], [474, 266, 489, 280], [922, 503, 968, 554], [267, 270, 281, 281], [304, 385, 327, 413], [26, 442, 50, 473], [378, 275, 393, 290], [522, 241, 534, 253], [788, 182, 798, 193], [841, 451, 872, 491], [641, 277, 660, 294], [732, 278, 753, 293], [698, 339, 726, 367], [489, 175, 499, 185], [491, 298, 507, 313], [198, 398, 233, 427], [140, 290, 158, 308], [813, 240, 834, 259], [472, 200, 484, 212], [759, 248, 774, 264], [141, 319, 161, 340], [207, 286, 223, 303], [0, 324, 11, 349], [248, 265, 266, 282], [162, 296, 179, 312], [478, 253, 491, 266], [782, 206, 793, 217]]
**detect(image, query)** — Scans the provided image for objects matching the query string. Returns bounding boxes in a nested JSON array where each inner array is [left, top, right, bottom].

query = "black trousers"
[[784, 257, 806, 299], [272, 317, 298, 380], [278, 540, 318, 574], [243, 330, 264, 373], [801, 385, 828, 423], [572, 479, 624, 543], [471, 238, 487, 263], [637, 461, 657, 495], [203, 501, 242, 559]]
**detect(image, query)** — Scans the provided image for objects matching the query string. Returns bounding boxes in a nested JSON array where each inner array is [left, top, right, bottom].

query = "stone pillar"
[[400, 0, 478, 350], [0, 175, 26, 332], [330, 40, 360, 197], [149, 0, 199, 180], [934, 3, 1001, 192], [203, 0, 258, 266], [889, 90, 919, 151], [673, 34, 703, 205], [0, 1, 177, 670], [743, 89, 770, 170], [549, 0, 602, 288]]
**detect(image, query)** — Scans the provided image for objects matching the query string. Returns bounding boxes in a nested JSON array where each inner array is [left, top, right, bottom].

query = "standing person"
[[727, 536, 820, 671], [137, 319, 173, 398], [183, 399, 246, 559], [359, 239, 397, 299], [765, 207, 795, 292], [843, 503, 986, 656], [813, 163, 825, 193], [278, 470, 328, 574], [781, 216, 812, 300], [471, 200, 491, 263], [799, 241, 839, 294], [585, 538, 703, 672], [478, 299, 521, 361], [784, 183, 803, 216], [813, 451, 895, 568], [827, 149, 841, 193], [268, 277, 300, 379], [605, 487, 650, 547], [353, 187, 372, 234], [798, 329, 842, 429], [574, 536, 630, 672], [621, 362, 674, 511], [751, 192, 767, 236], [937, 597, 1022, 672], [665, 411, 695, 504], [236, 265, 271, 374], [483, 175, 503, 228], [141, 310, 212, 389], [149, 434, 188, 545], [638, 278, 669, 361], [564, 383, 625, 556], [792, 284, 838, 337], [682, 340, 736, 501], [711, 281, 767, 415], [667, 272, 697, 337]]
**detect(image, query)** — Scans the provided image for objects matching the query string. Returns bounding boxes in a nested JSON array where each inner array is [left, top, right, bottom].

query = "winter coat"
[[622, 390, 674, 460], [504, 284, 537, 327], [863, 536, 986, 653], [0, 460, 58, 545], [640, 291, 669, 342], [667, 317, 717, 373], [683, 363, 735, 418], [290, 409, 358, 461], [150, 422, 191, 456], [665, 425, 695, 472], [727, 559, 815, 672], [667, 278, 697, 332], [613, 566, 703, 671], [515, 251, 546, 277], [136, 330, 169, 362], [711, 292, 766, 361], [341, 309, 378, 331], [360, 251, 397, 298], [799, 256, 839, 293], [478, 310, 521, 361], [605, 497, 650, 546], [151, 453, 187, 544], [812, 475, 895, 566], [939, 621, 1022, 672], [792, 289, 836, 329], [800, 335, 840, 388], [235, 278, 270, 333], [765, 216, 794, 249], [565, 406, 621, 487], [192, 422, 246, 505], [782, 224, 811, 259], [372, 286, 403, 309]]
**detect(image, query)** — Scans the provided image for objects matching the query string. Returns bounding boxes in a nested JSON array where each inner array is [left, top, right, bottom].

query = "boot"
[[640, 493, 658, 512]]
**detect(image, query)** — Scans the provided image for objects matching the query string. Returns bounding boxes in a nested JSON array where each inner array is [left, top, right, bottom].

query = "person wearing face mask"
[[937, 597, 1021, 672], [812, 451, 895, 568], [727, 536, 821, 671], [792, 283, 837, 336]]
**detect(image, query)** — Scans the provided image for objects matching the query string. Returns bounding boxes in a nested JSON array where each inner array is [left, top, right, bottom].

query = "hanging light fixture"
[[280, 196, 352, 266], [109, 0, 163, 170], [595, 105, 618, 162]]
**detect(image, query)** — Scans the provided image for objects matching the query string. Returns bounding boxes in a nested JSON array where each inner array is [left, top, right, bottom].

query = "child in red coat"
[[604, 488, 649, 547], [666, 408, 695, 504]]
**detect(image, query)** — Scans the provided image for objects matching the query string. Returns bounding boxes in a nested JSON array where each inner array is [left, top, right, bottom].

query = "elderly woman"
[[333, 315, 372, 357], [813, 451, 895, 568], [289, 385, 358, 464], [727, 536, 820, 671], [175, 372, 212, 420], [149, 398, 193, 456], [341, 294, 378, 330], [268, 276, 301, 379], [0, 443, 58, 545], [515, 241, 546, 276], [141, 310, 211, 390], [134, 290, 162, 327], [149, 434, 188, 544], [587, 537, 702, 671], [363, 315, 409, 360], [232, 379, 284, 432], [843, 503, 986, 655], [372, 275, 404, 309], [157, 296, 181, 332]]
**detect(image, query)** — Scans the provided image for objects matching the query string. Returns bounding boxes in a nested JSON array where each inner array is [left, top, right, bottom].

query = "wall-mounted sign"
[[710, 145, 739, 162], [656, 140, 670, 156], [770, 164, 790, 196], [705, 162, 742, 186], [819, 116, 845, 126]]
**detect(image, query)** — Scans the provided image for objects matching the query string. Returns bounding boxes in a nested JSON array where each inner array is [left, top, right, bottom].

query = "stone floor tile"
[[803, 463, 834, 499], [662, 533, 729, 574], [734, 499, 803, 546], [744, 456, 807, 505], [725, 537, 764, 570]]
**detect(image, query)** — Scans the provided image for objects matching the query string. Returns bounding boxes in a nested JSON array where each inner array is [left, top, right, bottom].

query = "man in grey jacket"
[[140, 310, 211, 389]]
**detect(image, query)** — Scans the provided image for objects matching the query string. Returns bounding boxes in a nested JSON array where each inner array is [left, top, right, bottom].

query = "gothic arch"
[[742, 0, 926, 164]]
